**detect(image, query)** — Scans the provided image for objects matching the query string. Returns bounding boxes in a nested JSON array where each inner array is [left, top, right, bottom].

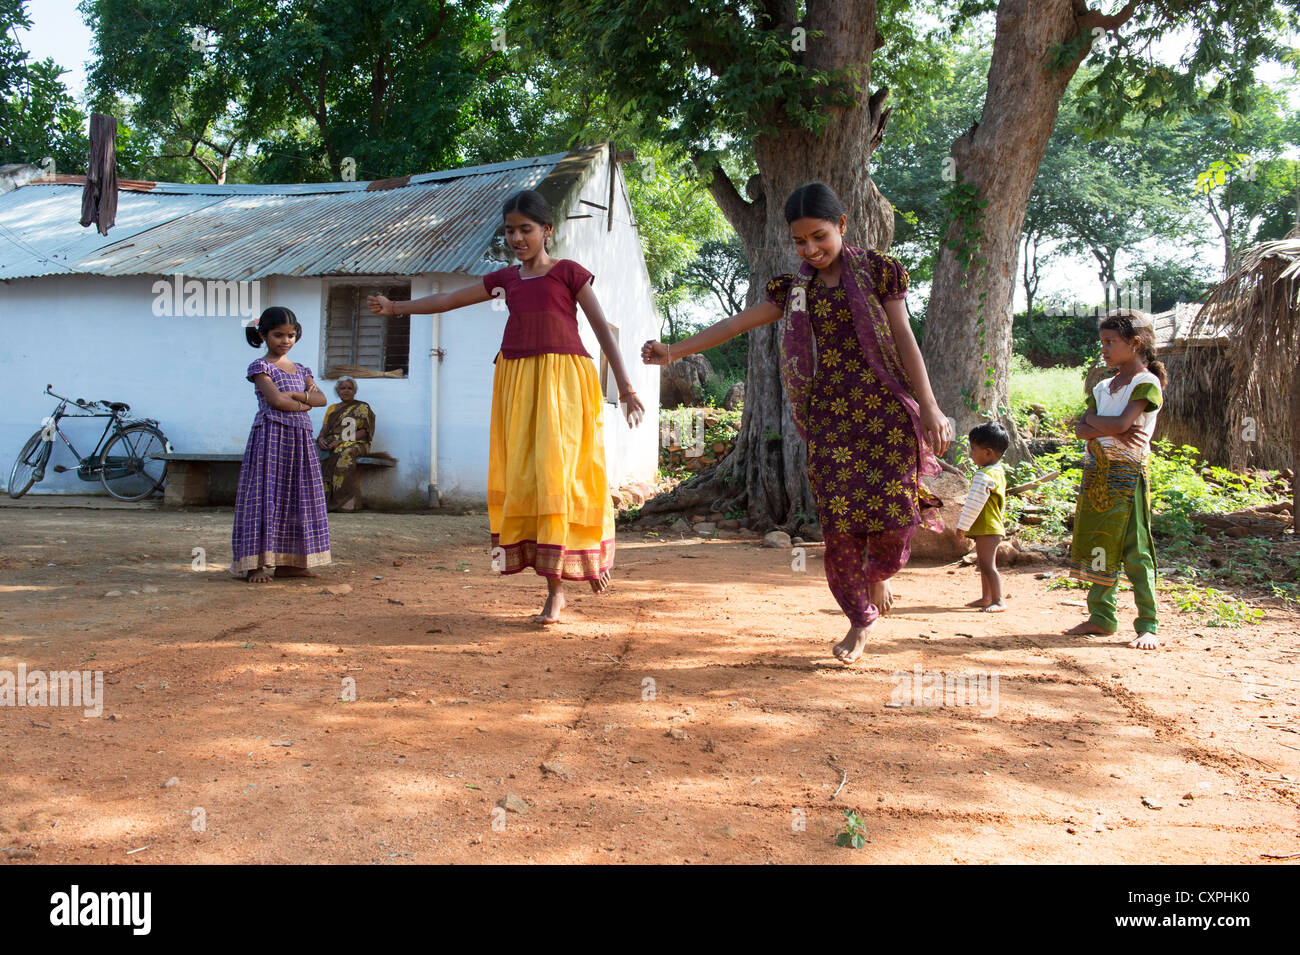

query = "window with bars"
[[324, 282, 411, 378]]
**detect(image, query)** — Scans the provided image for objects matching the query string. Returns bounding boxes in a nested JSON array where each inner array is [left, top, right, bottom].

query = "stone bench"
[[154, 451, 396, 508]]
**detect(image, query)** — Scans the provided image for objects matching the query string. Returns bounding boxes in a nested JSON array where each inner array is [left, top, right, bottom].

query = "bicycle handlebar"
[[44, 384, 111, 412]]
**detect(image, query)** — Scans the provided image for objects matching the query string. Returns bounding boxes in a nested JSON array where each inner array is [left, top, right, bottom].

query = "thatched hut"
[[1185, 232, 1300, 483]]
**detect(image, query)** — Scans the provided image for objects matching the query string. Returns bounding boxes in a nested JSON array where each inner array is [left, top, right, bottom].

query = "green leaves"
[[1195, 155, 1255, 195], [938, 179, 988, 273], [82, 0, 514, 183], [0, 1, 88, 169], [834, 809, 868, 849]]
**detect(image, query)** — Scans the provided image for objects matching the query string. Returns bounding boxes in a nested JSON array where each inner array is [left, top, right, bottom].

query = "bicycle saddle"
[[105, 401, 130, 412]]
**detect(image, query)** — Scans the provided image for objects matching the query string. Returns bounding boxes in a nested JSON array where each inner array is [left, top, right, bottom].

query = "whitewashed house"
[[0, 144, 661, 507]]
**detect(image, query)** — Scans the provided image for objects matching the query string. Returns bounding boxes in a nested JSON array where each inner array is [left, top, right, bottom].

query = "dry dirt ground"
[[1, 501, 1297, 864]]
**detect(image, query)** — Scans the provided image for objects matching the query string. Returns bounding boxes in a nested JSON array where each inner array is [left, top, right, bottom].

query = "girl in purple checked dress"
[[231, 307, 331, 582]]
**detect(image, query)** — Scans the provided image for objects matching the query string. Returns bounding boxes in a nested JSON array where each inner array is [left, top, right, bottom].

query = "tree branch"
[[1075, 0, 1141, 34], [702, 161, 763, 245]]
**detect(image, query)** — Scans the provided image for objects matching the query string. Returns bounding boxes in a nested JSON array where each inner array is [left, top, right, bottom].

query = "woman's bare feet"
[[966, 597, 991, 608], [832, 625, 872, 664], [869, 580, 894, 615], [533, 591, 566, 624], [589, 570, 611, 594], [1065, 620, 1115, 635], [274, 566, 319, 578], [981, 600, 1006, 613], [246, 567, 273, 583], [1128, 631, 1159, 649], [534, 579, 566, 624]]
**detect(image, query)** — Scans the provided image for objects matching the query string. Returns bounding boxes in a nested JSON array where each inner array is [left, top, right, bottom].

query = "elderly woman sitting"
[[317, 378, 376, 512]]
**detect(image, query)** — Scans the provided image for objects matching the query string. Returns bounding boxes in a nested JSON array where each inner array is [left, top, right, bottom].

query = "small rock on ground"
[[499, 792, 529, 814], [762, 531, 792, 549]]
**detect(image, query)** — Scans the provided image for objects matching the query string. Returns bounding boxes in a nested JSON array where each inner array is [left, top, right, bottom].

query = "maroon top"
[[482, 259, 594, 360]]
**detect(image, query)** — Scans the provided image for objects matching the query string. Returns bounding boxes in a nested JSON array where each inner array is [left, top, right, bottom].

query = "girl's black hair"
[[1098, 309, 1168, 389], [969, 421, 1010, 455], [501, 189, 553, 229], [245, 306, 303, 348], [783, 182, 846, 225]]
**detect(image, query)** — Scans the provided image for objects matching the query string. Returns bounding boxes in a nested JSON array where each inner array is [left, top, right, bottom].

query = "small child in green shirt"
[[957, 422, 1009, 612]]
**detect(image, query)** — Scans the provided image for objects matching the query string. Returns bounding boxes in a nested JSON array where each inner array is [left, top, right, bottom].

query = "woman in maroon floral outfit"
[[642, 182, 953, 663]]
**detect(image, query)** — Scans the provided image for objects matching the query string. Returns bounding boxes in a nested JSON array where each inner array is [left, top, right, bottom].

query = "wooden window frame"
[[322, 278, 411, 379]]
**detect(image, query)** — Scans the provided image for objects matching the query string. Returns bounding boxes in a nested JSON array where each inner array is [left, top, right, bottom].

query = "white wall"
[[1, 272, 305, 495], [548, 152, 662, 487], [0, 160, 661, 505]]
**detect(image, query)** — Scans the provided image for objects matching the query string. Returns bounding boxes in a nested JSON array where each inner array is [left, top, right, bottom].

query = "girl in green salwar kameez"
[[1065, 311, 1168, 649]]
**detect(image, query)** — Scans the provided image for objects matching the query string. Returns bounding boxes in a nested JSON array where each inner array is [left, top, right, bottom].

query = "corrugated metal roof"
[[0, 151, 578, 280]]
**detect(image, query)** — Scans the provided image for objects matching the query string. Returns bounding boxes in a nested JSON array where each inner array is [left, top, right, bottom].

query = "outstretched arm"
[[575, 284, 644, 427], [882, 298, 952, 457], [640, 300, 783, 364], [369, 282, 492, 317]]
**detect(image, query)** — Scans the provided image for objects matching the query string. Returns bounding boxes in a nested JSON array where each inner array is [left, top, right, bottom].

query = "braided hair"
[[1099, 309, 1167, 389]]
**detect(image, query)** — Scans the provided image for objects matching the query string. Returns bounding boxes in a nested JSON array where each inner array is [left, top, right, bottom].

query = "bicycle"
[[8, 384, 170, 502]]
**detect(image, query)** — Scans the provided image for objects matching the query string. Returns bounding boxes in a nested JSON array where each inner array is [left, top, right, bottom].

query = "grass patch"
[[1159, 582, 1267, 627], [1007, 355, 1087, 440]]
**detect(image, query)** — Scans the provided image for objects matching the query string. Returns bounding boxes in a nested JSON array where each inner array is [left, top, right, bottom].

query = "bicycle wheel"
[[8, 430, 53, 499], [99, 424, 168, 501]]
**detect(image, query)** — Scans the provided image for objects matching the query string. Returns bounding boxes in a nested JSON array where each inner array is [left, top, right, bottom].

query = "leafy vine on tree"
[[939, 174, 1003, 418]]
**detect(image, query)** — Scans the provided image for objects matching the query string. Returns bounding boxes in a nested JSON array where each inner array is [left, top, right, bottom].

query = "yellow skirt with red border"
[[488, 353, 615, 580]]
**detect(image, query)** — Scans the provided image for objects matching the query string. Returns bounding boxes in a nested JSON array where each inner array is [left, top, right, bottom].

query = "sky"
[[17, 0, 91, 97], [13, 0, 1299, 316]]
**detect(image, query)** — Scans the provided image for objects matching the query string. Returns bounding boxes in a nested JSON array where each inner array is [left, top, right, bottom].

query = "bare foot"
[[274, 566, 319, 578], [1128, 632, 1159, 650], [1064, 621, 1115, 635], [589, 570, 611, 594], [981, 601, 1006, 613], [533, 590, 566, 624], [966, 597, 991, 608], [832, 625, 872, 664], [869, 580, 894, 615], [246, 568, 273, 583]]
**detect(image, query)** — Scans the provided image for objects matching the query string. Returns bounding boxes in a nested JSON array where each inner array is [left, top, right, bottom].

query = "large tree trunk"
[[645, 0, 893, 530], [922, 0, 1136, 461]]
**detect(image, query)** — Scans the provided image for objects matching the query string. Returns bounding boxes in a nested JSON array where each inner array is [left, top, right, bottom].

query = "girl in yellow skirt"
[[368, 190, 644, 623]]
